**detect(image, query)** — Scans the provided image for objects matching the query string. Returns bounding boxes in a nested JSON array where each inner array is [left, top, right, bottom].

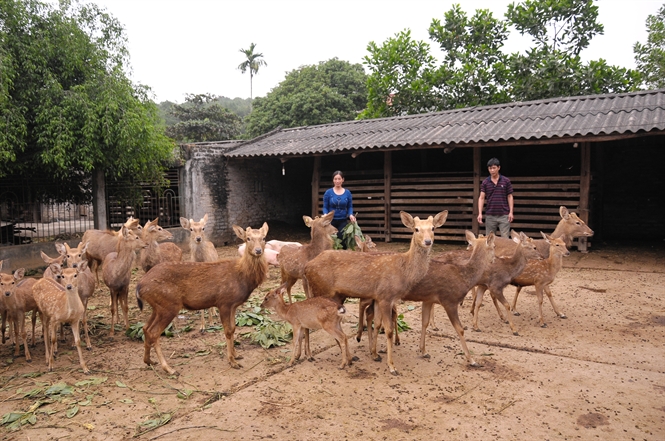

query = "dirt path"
[[0, 240, 663, 440]]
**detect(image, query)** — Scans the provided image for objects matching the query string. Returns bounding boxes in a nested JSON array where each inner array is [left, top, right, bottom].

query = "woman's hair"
[[332, 170, 344, 180]]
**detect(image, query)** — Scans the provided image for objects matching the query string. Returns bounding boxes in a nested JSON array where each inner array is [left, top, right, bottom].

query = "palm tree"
[[237, 43, 267, 105]]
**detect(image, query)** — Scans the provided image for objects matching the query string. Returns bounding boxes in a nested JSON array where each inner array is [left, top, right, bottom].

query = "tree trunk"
[[92, 168, 108, 230]]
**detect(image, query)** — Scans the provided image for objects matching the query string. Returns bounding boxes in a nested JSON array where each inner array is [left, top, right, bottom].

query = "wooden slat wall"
[[389, 175, 474, 241], [316, 173, 583, 243]]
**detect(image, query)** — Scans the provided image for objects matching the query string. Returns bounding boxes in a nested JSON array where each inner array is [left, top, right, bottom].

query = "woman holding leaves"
[[322, 170, 356, 249]]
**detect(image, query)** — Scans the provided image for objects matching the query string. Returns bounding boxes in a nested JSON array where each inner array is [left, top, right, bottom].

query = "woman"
[[322, 171, 356, 247]]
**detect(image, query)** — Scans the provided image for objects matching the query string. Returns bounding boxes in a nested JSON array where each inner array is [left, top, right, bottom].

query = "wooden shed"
[[219, 89, 665, 248]]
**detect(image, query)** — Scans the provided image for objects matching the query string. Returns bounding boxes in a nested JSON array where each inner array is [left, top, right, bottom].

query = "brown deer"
[[57, 241, 96, 349], [466, 231, 541, 334], [261, 283, 352, 369], [510, 233, 570, 327], [33, 262, 89, 373], [277, 211, 336, 303], [535, 206, 594, 257], [102, 226, 148, 336], [180, 214, 219, 331], [82, 217, 142, 284], [140, 218, 183, 273], [0, 263, 34, 362], [40, 250, 65, 280], [362, 231, 496, 365], [136, 222, 269, 375], [305, 210, 448, 375]]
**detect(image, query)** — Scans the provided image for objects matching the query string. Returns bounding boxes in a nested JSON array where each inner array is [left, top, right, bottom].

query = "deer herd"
[[0, 206, 593, 376]]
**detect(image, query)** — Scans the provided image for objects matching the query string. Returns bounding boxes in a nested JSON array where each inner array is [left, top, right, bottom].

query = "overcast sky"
[[92, 0, 663, 103]]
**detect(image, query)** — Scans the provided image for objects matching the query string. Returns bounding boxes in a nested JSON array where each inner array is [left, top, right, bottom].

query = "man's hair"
[[487, 158, 500, 167]]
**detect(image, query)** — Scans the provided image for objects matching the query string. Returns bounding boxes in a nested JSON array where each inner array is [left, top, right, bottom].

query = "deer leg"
[[379, 301, 397, 375], [536, 285, 547, 327], [147, 311, 177, 374], [369, 302, 382, 362], [442, 303, 478, 366], [471, 286, 486, 332], [219, 306, 241, 369], [393, 305, 400, 346], [48, 322, 58, 372], [428, 305, 438, 331], [544, 285, 566, 319], [81, 299, 91, 350], [490, 288, 519, 335], [356, 299, 369, 343], [420, 301, 434, 358], [20, 317, 31, 362], [109, 290, 118, 336], [30, 310, 37, 347], [199, 309, 207, 333], [511, 286, 523, 316], [331, 323, 351, 369], [120, 287, 130, 331], [1, 310, 6, 344], [71, 321, 89, 374]]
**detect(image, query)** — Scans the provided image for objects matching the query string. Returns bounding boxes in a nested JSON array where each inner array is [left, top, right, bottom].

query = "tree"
[[237, 42, 267, 103], [166, 94, 243, 142], [506, 0, 640, 101], [634, 4, 665, 89], [360, 30, 439, 119], [361, 1, 641, 118], [0, 0, 174, 202], [245, 58, 367, 138]]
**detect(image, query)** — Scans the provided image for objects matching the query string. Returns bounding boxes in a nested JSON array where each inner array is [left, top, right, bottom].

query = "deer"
[[277, 211, 336, 303], [57, 241, 96, 349], [32, 262, 89, 373], [535, 206, 594, 257], [82, 217, 142, 285], [136, 222, 269, 375], [305, 210, 448, 375], [140, 218, 183, 273], [509, 233, 571, 327], [465, 231, 542, 334], [40, 250, 66, 280], [261, 283, 352, 369], [0, 263, 34, 362], [361, 231, 496, 365], [180, 214, 219, 332], [102, 225, 148, 336]]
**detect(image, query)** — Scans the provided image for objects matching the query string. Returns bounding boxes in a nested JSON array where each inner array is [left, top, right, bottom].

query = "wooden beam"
[[472, 147, 480, 235], [384, 151, 392, 242], [578, 141, 591, 252], [311, 156, 321, 218]]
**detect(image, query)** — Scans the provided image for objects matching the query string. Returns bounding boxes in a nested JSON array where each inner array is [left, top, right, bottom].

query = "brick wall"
[[181, 145, 312, 245]]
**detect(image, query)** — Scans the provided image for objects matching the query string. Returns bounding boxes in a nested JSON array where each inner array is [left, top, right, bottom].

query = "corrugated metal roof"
[[225, 89, 665, 158]]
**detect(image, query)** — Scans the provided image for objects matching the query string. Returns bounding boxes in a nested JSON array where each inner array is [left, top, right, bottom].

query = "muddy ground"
[[0, 229, 663, 441]]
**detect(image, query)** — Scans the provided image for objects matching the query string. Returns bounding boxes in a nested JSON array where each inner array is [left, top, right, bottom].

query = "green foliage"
[[505, 0, 603, 55], [396, 314, 411, 333], [333, 222, 365, 250], [245, 58, 367, 137], [634, 4, 665, 89], [165, 93, 243, 142], [126, 321, 181, 340], [237, 306, 292, 348], [361, 0, 641, 118], [360, 31, 439, 118], [0, 0, 174, 202]]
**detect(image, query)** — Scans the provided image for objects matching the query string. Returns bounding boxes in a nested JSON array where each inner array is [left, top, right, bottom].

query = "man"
[[477, 157, 513, 237]]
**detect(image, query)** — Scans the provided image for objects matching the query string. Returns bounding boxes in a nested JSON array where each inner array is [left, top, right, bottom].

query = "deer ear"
[[13, 268, 25, 281], [49, 263, 62, 275], [465, 230, 476, 244], [560, 206, 570, 219], [303, 216, 314, 227], [78, 260, 88, 272], [433, 210, 448, 228], [400, 211, 414, 229], [202, 213, 209, 224], [55, 242, 67, 255], [232, 225, 245, 240], [179, 217, 189, 229], [260, 222, 269, 237]]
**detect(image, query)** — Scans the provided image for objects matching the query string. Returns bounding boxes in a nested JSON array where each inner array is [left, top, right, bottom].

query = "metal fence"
[[0, 169, 182, 247]]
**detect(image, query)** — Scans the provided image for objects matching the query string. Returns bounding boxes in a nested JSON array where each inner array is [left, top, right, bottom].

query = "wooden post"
[[578, 142, 591, 252], [472, 147, 481, 236], [311, 156, 321, 218], [384, 151, 392, 243], [92, 168, 107, 230]]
